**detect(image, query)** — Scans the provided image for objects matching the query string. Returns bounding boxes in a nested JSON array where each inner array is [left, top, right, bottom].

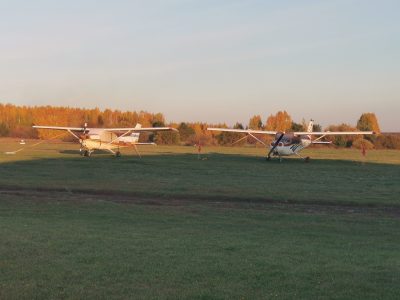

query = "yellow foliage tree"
[[248, 115, 263, 130], [357, 113, 380, 133], [265, 111, 292, 132]]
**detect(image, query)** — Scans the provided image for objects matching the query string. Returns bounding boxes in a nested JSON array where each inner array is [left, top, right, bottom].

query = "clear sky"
[[0, 0, 399, 131]]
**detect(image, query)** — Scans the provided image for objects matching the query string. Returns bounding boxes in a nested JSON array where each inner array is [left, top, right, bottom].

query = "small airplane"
[[208, 120, 375, 162], [32, 123, 177, 157]]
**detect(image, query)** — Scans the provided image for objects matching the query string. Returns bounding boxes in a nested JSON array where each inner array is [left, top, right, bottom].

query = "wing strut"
[[133, 144, 142, 158], [231, 133, 267, 146], [231, 135, 248, 146], [248, 133, 266, 146], [107, 130, 132, 145], [67, 130, 81, 140]]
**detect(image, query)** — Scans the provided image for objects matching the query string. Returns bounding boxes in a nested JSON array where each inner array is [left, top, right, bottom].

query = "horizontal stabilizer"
[[312, 141, 332, 144]]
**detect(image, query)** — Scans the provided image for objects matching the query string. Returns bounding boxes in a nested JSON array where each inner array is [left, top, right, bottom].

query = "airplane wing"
[[103, 127, 178, 132], [32, 125, 85, 131], [293, 131, 375, 135], [208, 128, 375, 136], [33, 125, 178, 132], [207, 128, 277, 135]]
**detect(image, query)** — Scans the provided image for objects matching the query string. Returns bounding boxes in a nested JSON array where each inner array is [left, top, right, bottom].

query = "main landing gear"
[[295, 152, 310, 163], [108, 149, 121, 157], [266, 157, 283, 162], [80, 149, 121, 158], [81, 150, 92, 157]]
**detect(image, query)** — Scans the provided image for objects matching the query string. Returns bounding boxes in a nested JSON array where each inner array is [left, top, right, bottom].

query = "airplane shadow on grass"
[[59, 149, 112, 155]]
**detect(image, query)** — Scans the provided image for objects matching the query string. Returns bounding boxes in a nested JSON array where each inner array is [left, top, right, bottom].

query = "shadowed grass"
[[0, 141, 399, 206]]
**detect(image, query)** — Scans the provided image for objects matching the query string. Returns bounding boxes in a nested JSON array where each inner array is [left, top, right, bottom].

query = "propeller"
[[267, 132, 285, 159]]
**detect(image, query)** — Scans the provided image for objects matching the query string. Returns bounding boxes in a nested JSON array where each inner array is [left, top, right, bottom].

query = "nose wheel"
[[115, 151, 121, 157], [266, 153, 282, 162]]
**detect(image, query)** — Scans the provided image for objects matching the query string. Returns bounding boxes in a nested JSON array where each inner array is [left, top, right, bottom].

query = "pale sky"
[[0, 0, 399, 131]]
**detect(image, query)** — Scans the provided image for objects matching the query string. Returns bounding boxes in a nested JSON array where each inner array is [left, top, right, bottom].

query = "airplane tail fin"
[[307, 120, 314, 133], [130, 124, 142, 142]]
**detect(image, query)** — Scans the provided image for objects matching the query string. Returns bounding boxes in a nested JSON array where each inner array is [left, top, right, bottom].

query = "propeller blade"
[[267, 132, 285, 159]]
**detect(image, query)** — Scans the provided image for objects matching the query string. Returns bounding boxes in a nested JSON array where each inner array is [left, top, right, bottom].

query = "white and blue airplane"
[[208, 120, 375, 161]]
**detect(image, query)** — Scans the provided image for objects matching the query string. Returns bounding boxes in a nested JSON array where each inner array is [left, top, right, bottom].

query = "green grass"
[[1, 193, 399, 299], [1, 139, 400, 299], [0, 140, 399, 206]]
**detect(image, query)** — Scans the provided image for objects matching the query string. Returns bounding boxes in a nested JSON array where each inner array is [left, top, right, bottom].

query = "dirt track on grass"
[[1, 187, 399, 218]]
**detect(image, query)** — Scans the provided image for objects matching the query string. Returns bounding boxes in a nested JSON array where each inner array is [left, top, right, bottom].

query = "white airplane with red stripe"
[[208, 120, 375, 161]]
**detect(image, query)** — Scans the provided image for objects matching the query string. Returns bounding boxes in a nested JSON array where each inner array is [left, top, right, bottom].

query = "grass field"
[[0, 139, 400, 299], [0, 139, 399, 205]]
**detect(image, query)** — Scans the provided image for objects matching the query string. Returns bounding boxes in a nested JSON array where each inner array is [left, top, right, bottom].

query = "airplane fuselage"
[[80, 138, 132, 151], [79, 129, 140, 155], [268, 133, 312, 157]]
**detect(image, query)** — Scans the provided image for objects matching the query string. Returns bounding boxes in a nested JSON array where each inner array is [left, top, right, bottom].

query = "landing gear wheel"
[[305, 156, 310, 163], [83, 150, 90, 157], [266, 156, 271, 161], [115, 151, 121, 157]]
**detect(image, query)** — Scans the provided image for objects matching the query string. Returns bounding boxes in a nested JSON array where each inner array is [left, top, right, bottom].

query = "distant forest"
[[0, 103, 399, 149]]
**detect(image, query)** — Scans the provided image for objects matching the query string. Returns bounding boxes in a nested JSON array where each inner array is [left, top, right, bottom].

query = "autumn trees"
[[265, 111, 292, 132], [357, 113, 380, 133], [0, 103, 397, 149], [0, 103, 165, 139], [248, 115, 263, 130]]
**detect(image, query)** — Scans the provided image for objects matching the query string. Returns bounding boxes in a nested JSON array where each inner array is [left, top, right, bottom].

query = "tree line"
[[0, 103, 399, 149]]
